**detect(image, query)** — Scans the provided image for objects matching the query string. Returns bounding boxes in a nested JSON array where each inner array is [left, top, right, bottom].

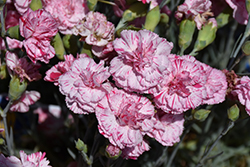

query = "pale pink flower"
[[110, 29, 173, 93], [96, 88, 155, 149], [19, 9, 58, 63], [42, 0, 88, 34], [153, 55, 207, 114], [58, 57, 111, 114], [73, 11, 115, 46], [146, 110, 184, 146], [0, 154, 22, 167], [10, 91, 41, 112], [0, 37, 23, 50], [20, 151, 51, 167], [14, 0, 32, 15], [121, 140, 150, 159], [225, 0, 248, 25], [44, 54, 76, 86], [92, 42, 116, 65], [34, 105, 61, 124], [175, 0, 213, 30], [6, 51, 41, 82], [231, 76, 250, 115]]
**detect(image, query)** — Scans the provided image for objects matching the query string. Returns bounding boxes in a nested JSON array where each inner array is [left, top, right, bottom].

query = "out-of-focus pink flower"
[[231, 76, 250, 115], [210, 0, 227, 16], [44, 54, 76, 86], [113, 0, 127, 17], [5, 3, 20, 30], [6, 51, 41, 82], [146, 110, 184, 146], [175, 0, 213, 30], [20, 151, 51, 167], [19, 9, 58, 63], [153, 55, 207, 114], [110, 29, 173, 93], [58, 56, 111, 114], [14, 0, 32, 15], [96, 88, 155, 149], [0, 154, 22, 167], [73, 11, 115, 46], [42, 0, 88, 34], [34, 105, 61, 124], [10, 91, 41, 112], [121, 140, 150, 160], [225, 0, 248, 25], [92, 42, 116, 65]]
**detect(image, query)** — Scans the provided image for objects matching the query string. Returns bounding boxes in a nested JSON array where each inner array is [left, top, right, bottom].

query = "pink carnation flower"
[[231, 76, 250, 115], [146, 110, 184, 146], [73, 11, 115, 46], [6, 51, 41, 82], [96, 88, 155, 149], [42, 0, 88, 34], [58, 57, 111, 114], [225, 0, 248, 25], [121, 140, 150, 159], [20, 151, 51, 167], [14, 0, 32, 15], [19, 9, 58, 63], [175, 0, 213, 30], [153, 55, 207, 114], [10, 91, 41, 112], [0, 37, 23, 50], [5, 3, 20, 30], [110, 29, 173, 93]]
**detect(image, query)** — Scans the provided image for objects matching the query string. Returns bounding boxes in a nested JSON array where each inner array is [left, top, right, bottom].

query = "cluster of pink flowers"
[[45, 29, 228, 159], [0, 151, 51, 167]]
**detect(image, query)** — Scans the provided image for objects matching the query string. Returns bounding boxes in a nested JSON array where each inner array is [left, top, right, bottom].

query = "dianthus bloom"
[[42, 0, 88, 34], [153, 55, 227, 114], [14, 0, 32, 15], [0, 153, 22, 167], [73, 11, 115, 46], [6, 51, 41, 82], [10, 91, 41, 112], [58, 56, 111, 114], [44, 54, 88, 85], [19, 9, 58, 63], [146, 110, 184, 146], [225, 0, 248, 25], [96, 88, 155, 150], [231, 76, 250, 115], [110, 29, 173, 93], [175, 0, 213, 29], [20, 151, 51, 167]]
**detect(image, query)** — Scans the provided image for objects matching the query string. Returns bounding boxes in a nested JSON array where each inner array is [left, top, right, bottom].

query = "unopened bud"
[[30, 0, 43, 11], [105, 144, 121, 160], [0, 63, 7, 79], [242, 41, 250, 55], [122, 2, 148, 21], [144, 6, 160, 31], [193, 109, 211, 122], [75, 139, 88, 153], [87, 0, 97, 11], [192, 18, 217, 55], [52, 33, 66, 60], [160, 13, 169, 24], [8, 76, 27, 101], [178, 19, 196, 54], [227, 104, 239, 122], [216, 10, 230, 28]]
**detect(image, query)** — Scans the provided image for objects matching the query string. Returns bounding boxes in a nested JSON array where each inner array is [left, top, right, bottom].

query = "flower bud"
[[178, 19, 196, 54], [246, 0, 250, 15], [122, 2, 148, 21], [227, 104, 239, 122], [30, 0, 43, 11], [87, 0, 97, 11], [160, 13, 169, 24], [242, 40, 250, 55], [8, 76, 27, 101], [192, 18, 217, 55], [0, 63, 7, 79], [192, 109, 211, 122], [52, 33, 66, 60], [105, 144, 121, 160], [6, 25, 20, 39], [75, 139, 88, 153], [0, 0, 6, 9], [144, 6, 160, 31], [216, 10, 230, 28], [0, 138, 4, 145]]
